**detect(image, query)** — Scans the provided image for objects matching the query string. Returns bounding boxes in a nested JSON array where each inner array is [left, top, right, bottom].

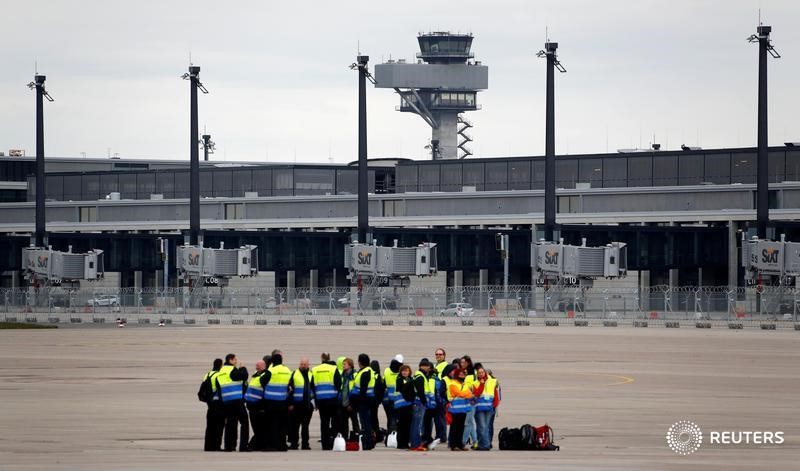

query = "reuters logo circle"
[[666, 421, 703, 455]]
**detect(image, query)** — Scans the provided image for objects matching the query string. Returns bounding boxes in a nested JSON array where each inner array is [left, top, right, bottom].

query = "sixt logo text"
[[762, 248, 779, 264], [544, 249, 559, 265], [357, 251, 372, 265], [37, 255, 48, 268], [188, 252, 200, 265]]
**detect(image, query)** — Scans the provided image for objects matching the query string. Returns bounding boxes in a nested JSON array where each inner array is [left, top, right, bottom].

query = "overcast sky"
[[1, 0, 797, 163]]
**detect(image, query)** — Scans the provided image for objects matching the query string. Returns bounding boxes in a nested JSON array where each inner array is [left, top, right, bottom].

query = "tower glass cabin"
[[375, 32, 488, 159]]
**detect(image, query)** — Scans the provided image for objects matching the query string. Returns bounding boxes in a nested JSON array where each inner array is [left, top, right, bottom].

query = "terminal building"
[[1, 144, 799, 291]]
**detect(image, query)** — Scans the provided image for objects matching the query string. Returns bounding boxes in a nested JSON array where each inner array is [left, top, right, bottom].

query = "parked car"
[[87, 295, 119, 307], [440, 302, 474, 317]]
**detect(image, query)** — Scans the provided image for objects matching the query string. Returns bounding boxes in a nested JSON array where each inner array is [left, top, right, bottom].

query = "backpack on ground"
[[498, 427, 524, 450], [500, 424, 559, 451], [521, 423, 559, 451]]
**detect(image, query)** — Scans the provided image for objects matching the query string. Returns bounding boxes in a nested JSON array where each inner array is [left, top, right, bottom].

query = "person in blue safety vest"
[[288, 357, 314, 450], [216, 353, 249, 452], [409, 359, 431, 451], [310, 352, 342, 450], [261, 353, 292, 451], [244, 360, 267, 450], [382, 354, 403, 434]]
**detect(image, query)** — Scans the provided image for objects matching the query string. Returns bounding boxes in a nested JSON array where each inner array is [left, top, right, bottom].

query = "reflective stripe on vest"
[[383, 368, 399, 402], [311, 363, 338, 401], [423, 374, 437, 409], [217, 365, 243, 402], [475, 377, 497, 411], [204, 370, 221, 401], [447, 379, 472, 414], [264, 364, 292, 401], [350, 367, 375, 398], [291, 370, 307, 403], [245, 372, 265, 403], [393, 377, 411, 408]]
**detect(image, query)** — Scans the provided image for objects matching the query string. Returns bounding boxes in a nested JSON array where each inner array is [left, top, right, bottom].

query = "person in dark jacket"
[[370, 360, 384, 438], [288, 357, 314, 450], [382, 355, 403, 433], [394, 364, 415, 449], [352, 353, 376, 450], [221, 353, 249, 452], [202, 358, 224, 451], [409, 359, 430, 450], [245, 360, 268, 451]]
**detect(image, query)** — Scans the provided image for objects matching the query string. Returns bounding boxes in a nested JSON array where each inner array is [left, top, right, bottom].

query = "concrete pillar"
[[728, 221, 738, 289], [309, 269, 318, 290], [453, 270, 463, 289], [332, 269, 337, 289], [669, 269, 679, 288], [697, 267, 703, 288], [11, 271, 19, 289], [479, 269, 489, 289], [286, 270, 295, 296], [134, 271, 143, 290]]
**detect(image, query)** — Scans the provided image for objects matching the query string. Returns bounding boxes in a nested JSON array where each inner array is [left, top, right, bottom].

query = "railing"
[[2, 285, 798, 329]]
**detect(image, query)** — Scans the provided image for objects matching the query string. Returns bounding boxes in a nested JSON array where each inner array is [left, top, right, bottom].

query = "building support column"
[[669, 269, 679, 289], [728, 221, 738, 289], [286, 270, 295, 301], [453, 270, 463, 290], [309, 269, 318, 291]]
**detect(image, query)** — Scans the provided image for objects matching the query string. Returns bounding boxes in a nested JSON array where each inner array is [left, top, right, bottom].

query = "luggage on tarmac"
[[333, 433, 346, 452], [499, 424, 559, 451]]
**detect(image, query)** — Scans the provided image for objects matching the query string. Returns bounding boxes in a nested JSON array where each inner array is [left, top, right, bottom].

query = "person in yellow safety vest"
[[434, 348, 448, 378], [288, 358, 314, 450], [202, 358, 224, 451], [446, 367, 474, 451], [459, 355, 478, 448], [217, 353, 250, 452], [420, 361, 441, 448], [261, 353, 292, 451], [245, 360, 268, 450], [409, 359, 432, 451], [310, 352, 342, 450], [382, 354, 403, 433], [351, 353, 376, 450], [472, 364, 500, 451], [431, 349, 449, 444]]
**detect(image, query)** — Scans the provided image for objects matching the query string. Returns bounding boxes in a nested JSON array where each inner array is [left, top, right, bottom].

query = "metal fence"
[[2, 285, 799, 329]]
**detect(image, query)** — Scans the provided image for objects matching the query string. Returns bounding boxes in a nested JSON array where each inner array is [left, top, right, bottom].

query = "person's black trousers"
[[237, 404, 250, 451], [317, 402, 338, 450], [423, 408, 436, 444], [288, 405, 314, 448], [222, 401, 244, 451], [265, 402, 288, 451], [395, 405, 412, 449], [204, 402, 225, 451], [247, 403, 267, 450], [448, 413, 467, 450], [357, 401, 375, 450]]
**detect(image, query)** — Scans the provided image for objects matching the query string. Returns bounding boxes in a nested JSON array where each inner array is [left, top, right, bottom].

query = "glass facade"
[[22, 148, 800, 202]]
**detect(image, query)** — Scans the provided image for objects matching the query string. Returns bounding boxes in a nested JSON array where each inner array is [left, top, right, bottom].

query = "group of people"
[[200, 348, 500, 452]]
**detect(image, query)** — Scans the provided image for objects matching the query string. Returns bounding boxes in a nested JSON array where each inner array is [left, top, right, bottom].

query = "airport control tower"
[[375, 32, 488, 159]]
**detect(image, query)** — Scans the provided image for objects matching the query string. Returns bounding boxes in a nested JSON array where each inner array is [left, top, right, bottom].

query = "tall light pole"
[[28, 74, 54, 247], [537, 41, 566, 242], [182, 65, 209, 246], [748, 25, 780, 239]]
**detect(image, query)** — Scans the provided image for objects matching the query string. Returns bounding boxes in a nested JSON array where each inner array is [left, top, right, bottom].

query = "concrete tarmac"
[[0, 325, 798, 470]]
